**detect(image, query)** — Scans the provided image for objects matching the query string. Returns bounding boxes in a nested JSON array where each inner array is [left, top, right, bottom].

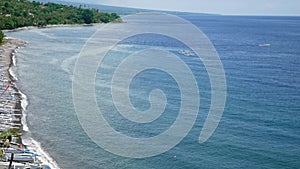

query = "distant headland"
[[0, 0, 121, 30]]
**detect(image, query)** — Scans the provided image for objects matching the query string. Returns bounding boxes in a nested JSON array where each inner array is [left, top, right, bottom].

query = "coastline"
[[0, 22, 119, 168], [1, 19, 122, 33], [0, 37, 26, 134], [0, 37, 60, 168], [1, 23, 103, 33]]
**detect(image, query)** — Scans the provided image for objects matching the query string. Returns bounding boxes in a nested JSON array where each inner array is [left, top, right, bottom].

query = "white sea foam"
[[8, 54, 18, 81], [12, 48, 61, 169], [8, 68, 18, 81], [12, 53, 17, 66], [23, 138, 61, 169], [19, 91, 29, 132], [19, 85, 61, 169]]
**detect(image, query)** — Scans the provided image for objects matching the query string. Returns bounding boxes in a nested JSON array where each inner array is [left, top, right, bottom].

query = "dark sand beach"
[[0, 38, 52, 168], [0, 37, 27, 133]]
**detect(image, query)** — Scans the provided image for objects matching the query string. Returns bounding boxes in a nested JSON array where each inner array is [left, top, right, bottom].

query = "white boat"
[[5, 153, 35, 163], [179, 50, 194, 56], [258, 43, 271, 47]]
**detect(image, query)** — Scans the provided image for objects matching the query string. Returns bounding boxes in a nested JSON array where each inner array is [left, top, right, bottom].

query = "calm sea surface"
[[6, 14, 300, 169]]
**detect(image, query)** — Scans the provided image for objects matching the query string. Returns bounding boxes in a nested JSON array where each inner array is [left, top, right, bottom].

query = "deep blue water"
[[6, 15, 300, 169]]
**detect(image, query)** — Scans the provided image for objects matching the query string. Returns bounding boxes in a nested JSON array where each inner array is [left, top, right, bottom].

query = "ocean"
[[6, 14, 300, 169]]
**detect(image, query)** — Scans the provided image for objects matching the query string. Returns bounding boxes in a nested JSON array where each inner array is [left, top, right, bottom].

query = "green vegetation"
[[0, 30, 4, 44], [0, 129, 20, 141], [0, 0, 121, 30]]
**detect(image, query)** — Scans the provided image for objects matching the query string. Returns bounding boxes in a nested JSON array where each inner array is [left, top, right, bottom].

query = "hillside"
[[0, 0, 121, 30]]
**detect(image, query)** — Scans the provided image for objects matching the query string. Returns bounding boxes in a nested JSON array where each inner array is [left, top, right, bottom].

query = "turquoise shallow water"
[[6, 15, 300, 169]]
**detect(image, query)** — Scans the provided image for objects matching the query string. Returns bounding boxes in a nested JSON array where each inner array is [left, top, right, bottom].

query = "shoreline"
[[2, 24, 95, 33], [0, 37, 59, 168], [2, 18, 123, 33], [0, 37, 26, 134]]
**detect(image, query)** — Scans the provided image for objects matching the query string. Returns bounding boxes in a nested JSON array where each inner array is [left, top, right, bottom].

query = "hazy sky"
[[62, 0, 300, 16]]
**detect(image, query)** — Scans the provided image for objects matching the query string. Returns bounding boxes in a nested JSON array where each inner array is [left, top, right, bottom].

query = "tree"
[[82, 9, 94, 24], [0, 30, 4, 44], [0, 128, 20, 141]]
